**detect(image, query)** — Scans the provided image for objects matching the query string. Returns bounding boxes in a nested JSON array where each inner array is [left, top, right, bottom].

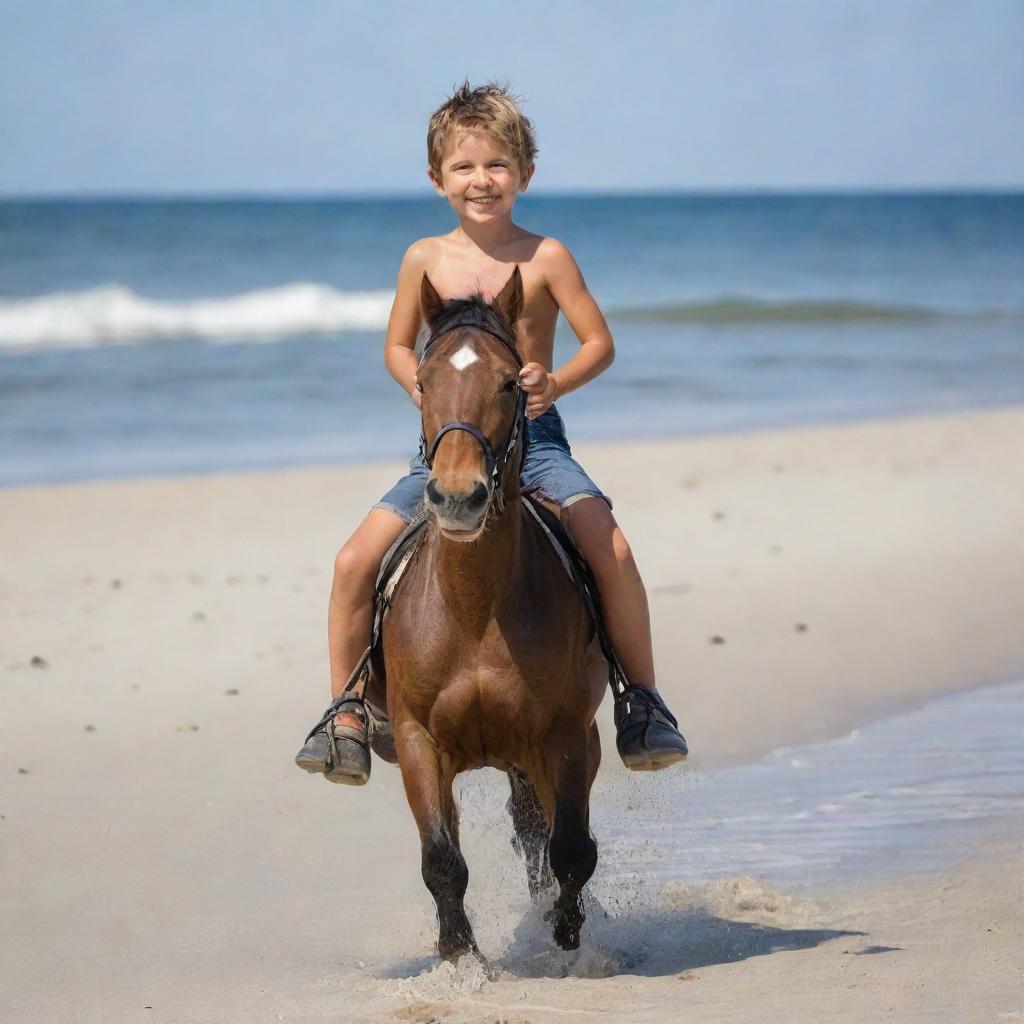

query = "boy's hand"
[[410, 373, 422, 410], [518, 363, 560, 419]]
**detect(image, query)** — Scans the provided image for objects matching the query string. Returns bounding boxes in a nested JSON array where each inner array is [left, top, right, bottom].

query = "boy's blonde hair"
[[427, 80, 538, 177]]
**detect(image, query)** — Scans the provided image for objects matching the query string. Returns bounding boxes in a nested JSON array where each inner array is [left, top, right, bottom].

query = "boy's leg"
[[295, 508, 408, 783], [561, 497, 654, 685], [562, 496, 688, 770], [328, 508, 408, 698], [297, 447, 429, 783], [518, 407, 686, 770]]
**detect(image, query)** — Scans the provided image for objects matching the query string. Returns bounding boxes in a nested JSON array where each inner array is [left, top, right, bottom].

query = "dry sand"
[[2, 406, 1023, 1022]]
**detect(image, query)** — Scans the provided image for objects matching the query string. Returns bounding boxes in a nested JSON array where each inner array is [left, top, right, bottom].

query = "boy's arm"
[[384, 241, 429, 408], [519, 238, 615, 419]]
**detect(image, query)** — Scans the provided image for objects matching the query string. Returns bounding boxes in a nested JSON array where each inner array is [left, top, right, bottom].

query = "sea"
[[1, 193, 1022, 487]]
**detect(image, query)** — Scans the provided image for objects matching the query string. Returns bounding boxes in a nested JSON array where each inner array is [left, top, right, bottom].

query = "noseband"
[[420, 306, 527, 511]]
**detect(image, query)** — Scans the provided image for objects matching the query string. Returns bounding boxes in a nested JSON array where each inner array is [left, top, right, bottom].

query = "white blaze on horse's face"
[[449, 343, 479, 372]]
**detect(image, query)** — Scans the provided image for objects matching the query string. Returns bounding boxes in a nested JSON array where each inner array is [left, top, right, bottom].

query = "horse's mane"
[[421, 292, 519, 361], [438, 292, 495, 325]]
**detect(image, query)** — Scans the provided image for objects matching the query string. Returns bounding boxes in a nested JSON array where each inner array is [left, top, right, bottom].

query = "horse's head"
[[417, 266, 526, 542]]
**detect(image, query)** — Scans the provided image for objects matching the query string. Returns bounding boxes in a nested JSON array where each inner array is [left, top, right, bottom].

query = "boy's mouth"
[[467, 195, 500, 206]]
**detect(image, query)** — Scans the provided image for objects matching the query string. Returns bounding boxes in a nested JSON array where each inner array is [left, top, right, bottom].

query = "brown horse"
[[380, 266, 606, 958]]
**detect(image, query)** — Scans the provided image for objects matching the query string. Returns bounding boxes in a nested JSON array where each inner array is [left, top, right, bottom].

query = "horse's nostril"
[[425, 478, 489, 517], [466, 482, 488, 511]]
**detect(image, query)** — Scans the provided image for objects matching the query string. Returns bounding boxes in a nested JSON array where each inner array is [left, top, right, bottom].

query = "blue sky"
[[1, 0, 1022, 195]]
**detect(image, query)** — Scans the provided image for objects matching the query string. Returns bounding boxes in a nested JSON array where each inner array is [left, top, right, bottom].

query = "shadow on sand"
[[379, 900, 864, 981]]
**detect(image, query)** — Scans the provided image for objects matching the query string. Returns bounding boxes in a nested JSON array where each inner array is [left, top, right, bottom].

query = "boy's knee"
[[333, 542, 377, 593], [581, 528, 642, 588], [569, 504, 635, 572], [591, 530, 638, 582], [610, 530, 635, 571]]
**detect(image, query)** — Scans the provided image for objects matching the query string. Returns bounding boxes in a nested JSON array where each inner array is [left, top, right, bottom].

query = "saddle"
[[344, 494, 629, 764]]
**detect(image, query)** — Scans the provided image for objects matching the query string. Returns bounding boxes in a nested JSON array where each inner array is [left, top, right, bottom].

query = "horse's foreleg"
[[395, 723, 477, 961], [537, 722, 599, 951], [506, 768, 553, 899]]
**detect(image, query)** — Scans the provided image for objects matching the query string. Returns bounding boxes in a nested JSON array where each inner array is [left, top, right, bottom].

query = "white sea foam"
[[0, 283, 395, 349], [4, 283, 1019, 353]]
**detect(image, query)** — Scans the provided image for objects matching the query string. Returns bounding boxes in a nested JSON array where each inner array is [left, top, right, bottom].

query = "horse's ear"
[[420, 272, 446, 328], [492, 265, 524, 328]]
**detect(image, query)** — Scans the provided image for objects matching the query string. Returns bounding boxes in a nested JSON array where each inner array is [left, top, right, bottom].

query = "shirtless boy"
[[295, 82, 687, 783]]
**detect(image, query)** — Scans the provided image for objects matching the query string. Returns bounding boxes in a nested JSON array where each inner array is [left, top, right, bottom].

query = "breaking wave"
[[0, 283, 394, 349], [2, 284, 1019, 351]]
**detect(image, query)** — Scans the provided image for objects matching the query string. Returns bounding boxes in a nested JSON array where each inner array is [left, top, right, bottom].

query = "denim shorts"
[[372, 404, 612, 523]]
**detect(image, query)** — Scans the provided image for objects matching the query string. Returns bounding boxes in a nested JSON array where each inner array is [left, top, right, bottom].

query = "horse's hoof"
[[437, 936, 478, 962], [437, 915, 479, 963], [552, 918, 581, 951], [546, 896, 584, 951]]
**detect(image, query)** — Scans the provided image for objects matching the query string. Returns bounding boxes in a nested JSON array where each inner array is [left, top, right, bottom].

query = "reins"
[[419, 305, 528, 512]]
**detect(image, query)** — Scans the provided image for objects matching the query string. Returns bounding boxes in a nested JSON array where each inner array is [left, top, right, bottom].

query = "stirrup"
[[294, 694, 371, 786]]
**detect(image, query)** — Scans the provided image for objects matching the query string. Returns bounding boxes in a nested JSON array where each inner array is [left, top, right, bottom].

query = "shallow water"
[[447, 678, 1024, 916], [593, 678, 1024, 891]]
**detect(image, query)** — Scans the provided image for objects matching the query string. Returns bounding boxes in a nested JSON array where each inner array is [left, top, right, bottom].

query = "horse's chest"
[[388, 606, 553, 725], [407, 616, 538, 680], [383, 538, 591, 743]]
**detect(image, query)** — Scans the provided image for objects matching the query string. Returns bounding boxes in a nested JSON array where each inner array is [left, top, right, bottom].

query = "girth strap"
[[522, 495, 630, 699]]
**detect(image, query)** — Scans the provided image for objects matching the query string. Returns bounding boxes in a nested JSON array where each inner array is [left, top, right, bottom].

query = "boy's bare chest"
[[425, 255, 558, 361]]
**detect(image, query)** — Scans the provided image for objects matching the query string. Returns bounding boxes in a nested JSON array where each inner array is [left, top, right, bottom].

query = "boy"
[[295, 82, 686, 783]]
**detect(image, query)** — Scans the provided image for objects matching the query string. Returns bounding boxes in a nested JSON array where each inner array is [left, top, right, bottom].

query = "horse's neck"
[[429, 500, 524, 615]]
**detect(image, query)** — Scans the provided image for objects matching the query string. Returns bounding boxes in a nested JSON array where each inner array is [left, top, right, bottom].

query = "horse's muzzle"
[[425, 477, 491, 538]]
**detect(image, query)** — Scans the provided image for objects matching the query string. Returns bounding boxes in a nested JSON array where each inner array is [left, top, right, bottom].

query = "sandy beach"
[[2, 406, 1023, 1023]]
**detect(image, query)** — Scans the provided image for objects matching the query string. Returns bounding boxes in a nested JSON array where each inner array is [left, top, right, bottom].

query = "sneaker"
[[294, 695, 371, 785], [614, 685, 688, 771]]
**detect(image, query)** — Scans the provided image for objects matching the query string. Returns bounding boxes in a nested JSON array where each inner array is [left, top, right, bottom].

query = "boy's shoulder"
[[401, 234, 443, 263]]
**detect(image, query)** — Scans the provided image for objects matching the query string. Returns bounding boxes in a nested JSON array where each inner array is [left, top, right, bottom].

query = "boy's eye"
[[451, 162, 506, 171]]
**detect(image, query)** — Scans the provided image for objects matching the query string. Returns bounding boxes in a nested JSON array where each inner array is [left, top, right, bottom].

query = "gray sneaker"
[[294, 695, 371, 785], [614, 686, 688, 771]]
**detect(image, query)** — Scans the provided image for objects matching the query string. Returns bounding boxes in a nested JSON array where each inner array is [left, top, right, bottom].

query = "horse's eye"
[[502, 379, 518, 393], [415, 381, 424, 393]]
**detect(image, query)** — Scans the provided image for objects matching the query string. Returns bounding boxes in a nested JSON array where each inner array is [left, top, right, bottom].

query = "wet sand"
[[2, 406, 1023, 1022]]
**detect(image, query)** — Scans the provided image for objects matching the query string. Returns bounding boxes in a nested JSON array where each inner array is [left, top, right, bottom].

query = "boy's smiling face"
[[428, 129, 534, 224]]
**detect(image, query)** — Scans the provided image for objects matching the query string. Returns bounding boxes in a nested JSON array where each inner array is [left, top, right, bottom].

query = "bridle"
[[419, 305, 528, 514]]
